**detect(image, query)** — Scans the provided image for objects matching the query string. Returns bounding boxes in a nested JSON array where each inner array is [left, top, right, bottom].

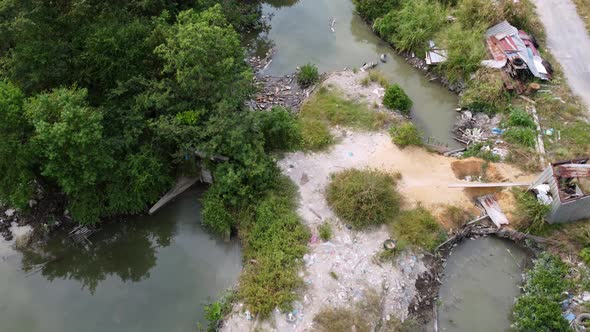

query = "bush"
[[238, 179, 310, 316], [254, 107, 302, 152], [353, 0, 400, 21], [508, 108, 536, 129], [298, 118, 333, 151], [581, 248, 590, 266], [505, 127, 536, 148], [374, 0, 446, 53], [202, 190, 234, 239], [383, 84, 413, 113], [459, 68, 509, 113], [326, 169, 401, 229], [389, 122, 423, 148], [513, 254, 571, 332], [297, 63, 319, 88], [318, 222, 332, 241], [390, 206, 447, 251], [514, 189, 551, 235]]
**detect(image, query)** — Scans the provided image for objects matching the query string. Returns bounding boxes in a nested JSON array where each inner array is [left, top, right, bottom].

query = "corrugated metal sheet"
[[485, 20, 518, 38], [555, 164, 590, 178]]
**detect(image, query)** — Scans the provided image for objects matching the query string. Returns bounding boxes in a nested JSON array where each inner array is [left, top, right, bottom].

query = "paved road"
[[534, 0, 590, 111]]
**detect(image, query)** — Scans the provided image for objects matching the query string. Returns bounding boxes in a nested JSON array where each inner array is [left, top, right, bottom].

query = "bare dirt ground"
[[222, 71, 534, 332], [534, 0, 590, 112]]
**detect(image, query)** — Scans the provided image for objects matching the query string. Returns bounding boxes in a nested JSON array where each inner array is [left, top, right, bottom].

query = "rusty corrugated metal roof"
[[555, 164, 590, 178]]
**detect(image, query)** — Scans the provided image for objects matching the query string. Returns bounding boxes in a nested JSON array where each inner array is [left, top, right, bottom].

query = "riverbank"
[[221, 71, 537, 331]]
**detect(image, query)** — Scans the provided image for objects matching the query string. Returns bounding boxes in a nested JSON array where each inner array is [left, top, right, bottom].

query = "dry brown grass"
[[573, 0, 590, 34]]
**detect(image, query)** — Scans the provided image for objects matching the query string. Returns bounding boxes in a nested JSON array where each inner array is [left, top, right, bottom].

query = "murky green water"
[[0, 188, 242, 332], [438, 237, 528, 332], [256, 0, 461, 148]]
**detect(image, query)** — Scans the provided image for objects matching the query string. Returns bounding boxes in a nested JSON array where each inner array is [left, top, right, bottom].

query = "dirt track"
[[534, 0, 590, 112]]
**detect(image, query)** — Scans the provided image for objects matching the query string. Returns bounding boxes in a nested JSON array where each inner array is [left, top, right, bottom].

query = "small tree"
[[383, 84, 413, 114], [297, 63, 319, 88]]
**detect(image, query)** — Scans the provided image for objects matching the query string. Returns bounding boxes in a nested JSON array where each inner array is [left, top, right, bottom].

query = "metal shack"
[[529, 158, 590, 223]]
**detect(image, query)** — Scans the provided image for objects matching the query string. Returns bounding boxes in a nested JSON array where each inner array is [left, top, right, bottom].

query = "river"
[[437, 237, 528, 331], [256, 0, 461, 148], [0, 188, 242, 332]]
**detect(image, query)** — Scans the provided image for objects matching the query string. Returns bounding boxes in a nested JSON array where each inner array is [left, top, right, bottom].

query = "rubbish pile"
[[247, 75, 310, 112]]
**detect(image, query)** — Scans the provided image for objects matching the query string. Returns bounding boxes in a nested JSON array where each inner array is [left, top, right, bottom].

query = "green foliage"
[[367, 70, 389, 88], [462, 142, 500, 162], [238, 179, 310, 316], [514, 190, 551, 235], [374, 0, 446, 53], [202, 189, 235, 239], [513, 254, 571, 332], [202, 290, 236, 332], [298, 118, 334, 151], [389, 122, 423, 148], [0, 81, 35, 208], [580, 248, 590, 266], [390, 207, 447, 251], [318, 222, 333, 241], [459, 68, 509, 114], [436, 23, 486, 83], [155, 5, 254, 111], [455, 0, 504, 29], [253, 107, 302, 152], [296, 63, 320, 88], [353, 0, 400, 22], [382, 84, 413, 113], [508, 109, 536, 128], [505, 127, 536, 148], [326, 169, 401, 229]]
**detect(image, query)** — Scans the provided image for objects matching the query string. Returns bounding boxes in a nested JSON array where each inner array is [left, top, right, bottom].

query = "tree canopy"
[[0, 0, 271, 224]]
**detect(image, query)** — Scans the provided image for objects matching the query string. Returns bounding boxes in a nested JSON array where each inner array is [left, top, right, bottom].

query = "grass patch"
[[368, 70, 389, 88], [389, 122, 423, 148], [318, 221, 332, 241], [513, 253, 571, 332], [297, 63, 319, 88], [298, 87, 390, 151], [441, 205, 473, 230], [312, 289, 419, 332], [201, 290, 236, 332], [573, 0, 590, 34], [507, 108, 536, 128], [237, 177, 310, 317], [390, 206, 447, 252], [459, 68, 509, 114], [504, 127, 536, 148], [513, 189, 552, 235], [462, 142, 500, 162], [435, 22, 487, 83], [326, 169, 401, 230], [581, 247, 590, 266]]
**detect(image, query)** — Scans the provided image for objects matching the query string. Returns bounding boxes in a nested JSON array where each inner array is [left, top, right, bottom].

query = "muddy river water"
[[259, 0, 461, 148], [0, 188, 242, 331], [438, 237, 528, 331]]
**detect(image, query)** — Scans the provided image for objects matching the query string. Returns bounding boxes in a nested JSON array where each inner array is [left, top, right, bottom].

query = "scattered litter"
[[245, 310, 252, 321]]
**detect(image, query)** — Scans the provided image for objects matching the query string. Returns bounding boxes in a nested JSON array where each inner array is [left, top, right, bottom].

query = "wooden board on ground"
[[477, 195, 509, 228], [448, 182, 530, 188], [149, 177, 199, 215]]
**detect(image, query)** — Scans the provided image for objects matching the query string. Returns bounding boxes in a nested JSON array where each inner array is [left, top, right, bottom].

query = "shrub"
[[436, 23, 487, 83], [326, 169, 401, 229], [390, 206, 447, 252], [297, 63, 319, 88], [298, 118, 333, 151], [318, 222, 332, 241], [353, 0, 400, 22], [508, 108, 536, 129], [238, 179, 310, 316], [459, 68, 509, 114], [374, 0, 446, 53], [581, 248, 590, 266], [202, 190, 234, 239], [202, 290, 235, 332], [505, 127, 536, 148], [514, 189, 551, 235], [383, 84, 412, 113], [389, 122, 423, 148], [513, 253, 571, 332], [254, 107, 302, 152]]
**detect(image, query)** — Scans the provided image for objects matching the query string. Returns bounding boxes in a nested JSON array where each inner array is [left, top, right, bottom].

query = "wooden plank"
[[477, 195, 509, 228], [448, 182, 530, 188], [149, 177, 199, 215]]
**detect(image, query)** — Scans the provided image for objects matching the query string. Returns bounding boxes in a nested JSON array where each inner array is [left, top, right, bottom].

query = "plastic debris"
[[245, 310, 252, 321], [564, 312, 576, 323]]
